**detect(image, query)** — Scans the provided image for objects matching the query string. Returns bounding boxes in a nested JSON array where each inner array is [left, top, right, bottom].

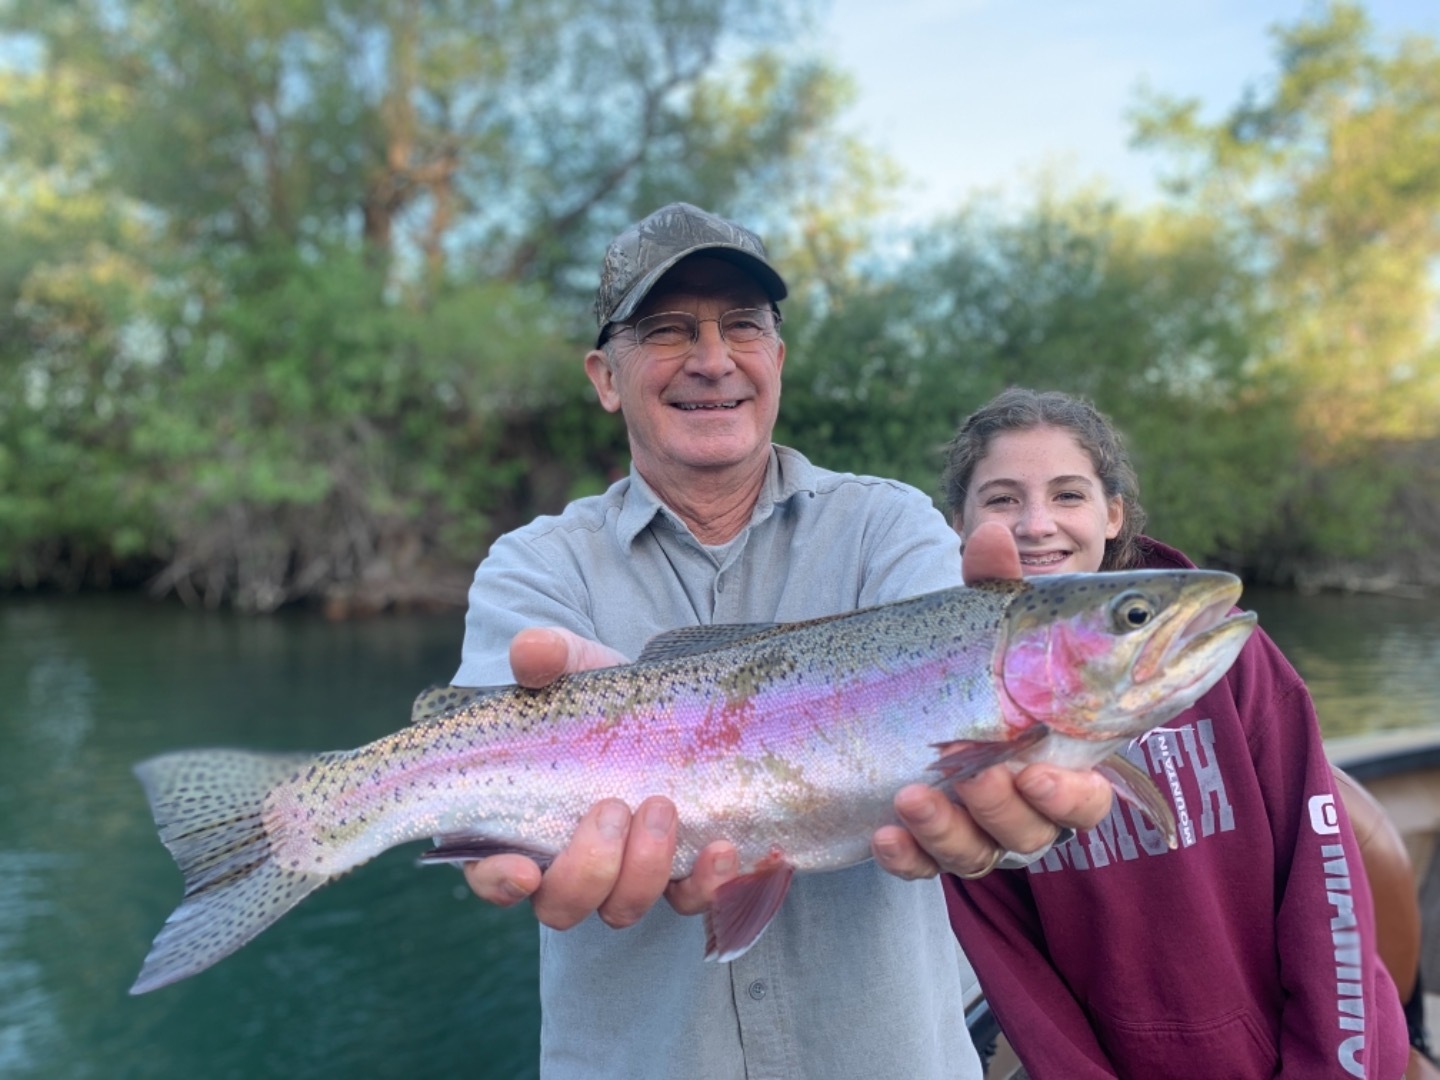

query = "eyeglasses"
[[605, 307, 782, 358]]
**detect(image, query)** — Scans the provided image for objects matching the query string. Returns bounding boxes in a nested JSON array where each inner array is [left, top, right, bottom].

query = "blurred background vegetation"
[[1, 0, 1436, 612]]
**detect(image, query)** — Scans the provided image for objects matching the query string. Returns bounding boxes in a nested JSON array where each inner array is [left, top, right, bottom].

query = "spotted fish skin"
[[131, 569, 1256, 994]]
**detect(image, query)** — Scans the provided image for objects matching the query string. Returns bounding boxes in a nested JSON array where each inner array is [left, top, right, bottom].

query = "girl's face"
[[954, 425, 1123, 576]]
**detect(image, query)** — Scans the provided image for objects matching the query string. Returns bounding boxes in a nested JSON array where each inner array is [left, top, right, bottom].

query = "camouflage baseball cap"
[[593, 202, 788, 344]]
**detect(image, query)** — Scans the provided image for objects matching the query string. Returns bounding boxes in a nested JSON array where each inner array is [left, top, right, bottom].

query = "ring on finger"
[[955, 846, 1005, 880]]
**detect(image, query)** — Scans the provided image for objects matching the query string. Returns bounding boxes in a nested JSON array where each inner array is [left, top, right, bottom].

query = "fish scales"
[[273, 586, 1015, 879], [131, 570, 1257, 993]]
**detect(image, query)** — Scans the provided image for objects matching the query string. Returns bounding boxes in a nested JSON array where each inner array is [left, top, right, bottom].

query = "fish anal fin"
[[703, 853, 795, 963], [1099, 753, 1178, 849], [418, 836, 556, 869], [928, 724, 1052, 784]]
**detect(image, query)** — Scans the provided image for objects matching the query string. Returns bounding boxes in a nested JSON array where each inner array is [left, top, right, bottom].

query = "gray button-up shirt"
[[455, 445, 982, 1080]]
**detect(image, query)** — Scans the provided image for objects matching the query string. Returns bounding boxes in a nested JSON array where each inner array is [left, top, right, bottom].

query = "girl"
[[942, 387, 1415, 1079]]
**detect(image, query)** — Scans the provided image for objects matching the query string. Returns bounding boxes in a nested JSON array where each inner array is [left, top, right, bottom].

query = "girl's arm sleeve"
[[1242, 633, 1409, 1078]]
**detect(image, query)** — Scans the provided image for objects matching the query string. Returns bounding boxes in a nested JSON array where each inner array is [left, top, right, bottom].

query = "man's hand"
[[871, 521, 1115, 881], [461, 627, 738, 927], [873, 765, 1114, 880], [957, 520, 1022, 582], [507, 626, 628, 689]]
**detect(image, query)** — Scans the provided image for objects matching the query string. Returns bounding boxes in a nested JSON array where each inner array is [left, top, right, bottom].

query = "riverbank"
[[1289, 558, 1440, 600], [4, 550, 1437, 619], [289, 554, 1440, 619]]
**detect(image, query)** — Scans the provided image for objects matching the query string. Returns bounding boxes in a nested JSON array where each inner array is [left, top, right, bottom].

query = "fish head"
[[994, 570, 1257, 742]]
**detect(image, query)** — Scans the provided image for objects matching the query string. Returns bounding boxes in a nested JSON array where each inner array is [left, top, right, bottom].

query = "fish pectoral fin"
[[418, 835, 557, 870], [927, 723, 1052, 785], [1098, 754, 1178, 849], [703, 853, 796, 963]]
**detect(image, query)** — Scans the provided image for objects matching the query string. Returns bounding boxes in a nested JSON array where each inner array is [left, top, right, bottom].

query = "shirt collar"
[[614, 444, 819, 550]]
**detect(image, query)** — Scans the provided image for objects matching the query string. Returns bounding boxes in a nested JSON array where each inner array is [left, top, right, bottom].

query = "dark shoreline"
[[4, 559, 1436, 618]]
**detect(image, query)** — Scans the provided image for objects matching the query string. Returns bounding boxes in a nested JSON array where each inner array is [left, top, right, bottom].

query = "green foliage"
[[1, 0, 1436, 604], [1132, 1, 1440, 568], [0, 0, 864, 607], [779, 190, 1301, 564], [133, 247, 600, 610], [0, 228, 604, 606], [0, 192, 170, 586]]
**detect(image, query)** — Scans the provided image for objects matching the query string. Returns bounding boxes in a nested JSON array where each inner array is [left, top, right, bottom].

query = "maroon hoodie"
[[946, 536, 1409, 1079]]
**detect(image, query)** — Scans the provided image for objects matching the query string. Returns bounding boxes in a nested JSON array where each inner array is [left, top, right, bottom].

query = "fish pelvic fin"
[[130, 749, 329, 995], [703, 853, 795, 963], [1098, 753, 1178, 849]]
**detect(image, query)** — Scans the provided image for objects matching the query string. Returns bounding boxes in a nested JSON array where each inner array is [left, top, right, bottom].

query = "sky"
[[822, 0, 1440, 220]]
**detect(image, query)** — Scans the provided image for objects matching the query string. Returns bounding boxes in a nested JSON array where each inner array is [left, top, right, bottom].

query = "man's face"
[[585, 255, 785, 485]]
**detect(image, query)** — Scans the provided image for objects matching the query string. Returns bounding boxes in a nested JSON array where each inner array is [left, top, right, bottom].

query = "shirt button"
[[748, 980, 767, 1000]]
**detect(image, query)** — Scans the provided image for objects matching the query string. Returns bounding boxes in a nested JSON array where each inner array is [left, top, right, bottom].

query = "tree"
[[0, 0, 890, 608], [1133, 0, 1440, 446], [778, 188, 1296, 563], [0, 0, 866, 290], [1132, 1, 1440, 576]]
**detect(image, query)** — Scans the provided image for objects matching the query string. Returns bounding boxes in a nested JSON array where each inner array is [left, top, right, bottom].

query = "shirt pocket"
[[1091, 1002, 1278, 1080]]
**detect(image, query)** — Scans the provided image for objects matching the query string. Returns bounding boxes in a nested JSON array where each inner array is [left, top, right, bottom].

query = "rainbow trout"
[[130, 569, 1255, 994]]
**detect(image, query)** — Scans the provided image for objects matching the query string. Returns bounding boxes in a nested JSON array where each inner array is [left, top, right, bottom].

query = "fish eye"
[[1109, 591, 1155, 632]]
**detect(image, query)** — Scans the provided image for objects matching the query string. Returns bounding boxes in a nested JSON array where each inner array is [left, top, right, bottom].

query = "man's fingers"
[[871, 822, 941, 880], [472, 796, 697, 931], [596, 797, 680, 929], [950, 764, 1107, 857], [891, 784, 999, 877], [529, 799, 632, 929], [948, 767, 1057, 856], [509, 628, 570, 688], [961, 521, 1022, 584], [882, 766, 1116, 884], [665, 841, 740, 915], [1014, 763, 1115, 832], [510, 627, 630, 688], [462, 854, 544, 907]]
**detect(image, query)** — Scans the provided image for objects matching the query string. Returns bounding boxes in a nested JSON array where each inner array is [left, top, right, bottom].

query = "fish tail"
[[130, 749, 327, 995]]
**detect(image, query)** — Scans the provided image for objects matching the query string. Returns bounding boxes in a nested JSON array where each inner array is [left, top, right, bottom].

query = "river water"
[[2, 587, 1437, 1079]]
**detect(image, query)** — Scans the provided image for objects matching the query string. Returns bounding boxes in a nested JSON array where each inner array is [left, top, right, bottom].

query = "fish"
[[129, 569, 1256, 995]]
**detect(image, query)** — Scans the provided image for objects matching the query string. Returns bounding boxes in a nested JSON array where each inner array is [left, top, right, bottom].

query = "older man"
[[453, 203, 1112, 1079]]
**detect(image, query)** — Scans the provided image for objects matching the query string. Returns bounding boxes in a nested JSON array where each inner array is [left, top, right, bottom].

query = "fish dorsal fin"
[[636, 604, 891, 664], [635, 623, 779, 663], [410, 684, 512, 725], [703, 853, 796, 963]]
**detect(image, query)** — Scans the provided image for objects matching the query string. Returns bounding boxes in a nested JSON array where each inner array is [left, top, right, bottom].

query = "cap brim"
[[599, 245, 788, 344]]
